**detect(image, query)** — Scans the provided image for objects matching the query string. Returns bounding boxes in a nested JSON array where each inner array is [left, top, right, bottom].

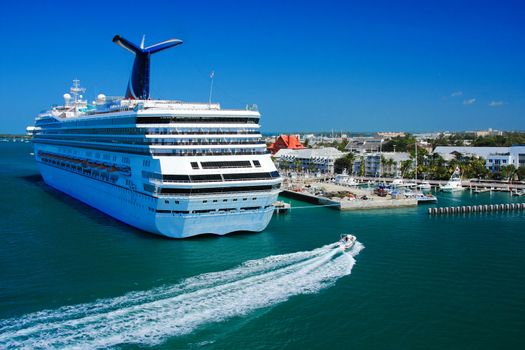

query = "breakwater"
[[428, 203, 525, 215]]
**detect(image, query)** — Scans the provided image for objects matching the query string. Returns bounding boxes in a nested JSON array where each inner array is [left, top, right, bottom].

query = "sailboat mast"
[[415, 141, 417, 183]]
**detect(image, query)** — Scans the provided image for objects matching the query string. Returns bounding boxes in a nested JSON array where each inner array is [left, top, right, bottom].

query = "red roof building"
[[268, 134, 305, 155]]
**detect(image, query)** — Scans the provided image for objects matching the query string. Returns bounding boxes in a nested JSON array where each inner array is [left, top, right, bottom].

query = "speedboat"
[[439, 167, 464, 192], [416, 193, 437, 203], [339, 234, 356, 250]]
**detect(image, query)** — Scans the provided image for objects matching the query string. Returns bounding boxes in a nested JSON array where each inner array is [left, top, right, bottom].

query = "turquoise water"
[[1, 142, 524, 349]]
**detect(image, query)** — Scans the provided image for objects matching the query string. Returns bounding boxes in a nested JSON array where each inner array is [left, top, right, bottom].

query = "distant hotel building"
[[274, 147, 344, 174], [433, 146, 525, 172], [268, 134, 305, 155], [375, 132, 406, 139], [470, 128, 503, 137], [353, 152, 411, 177]]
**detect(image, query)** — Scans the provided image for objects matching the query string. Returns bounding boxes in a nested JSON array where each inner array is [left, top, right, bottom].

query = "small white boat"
[[335, 170, 358, 186], [440, 167, 465, 192], [391, 178, 405, 187], [339, 234, 356, 250], [416, 193, 437, 203], [418, 181, 431, 191]]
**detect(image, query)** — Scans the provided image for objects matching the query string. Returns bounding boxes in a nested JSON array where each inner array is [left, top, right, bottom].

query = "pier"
[[281, 186, 417, 211], [428, 203, 525, 215], [351, 176, 525, 192]]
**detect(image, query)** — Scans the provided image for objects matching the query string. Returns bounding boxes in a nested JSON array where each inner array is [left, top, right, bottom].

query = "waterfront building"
[[433, 145, 525, 172], [486, 153, 513, 172], [268, 134, 305, 155], [274, 147, 344, 174], [352, 152, 411, 177]]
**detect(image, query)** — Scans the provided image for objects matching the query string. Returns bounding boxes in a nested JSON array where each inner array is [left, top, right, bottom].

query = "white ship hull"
[[38, 162, 278, 238]]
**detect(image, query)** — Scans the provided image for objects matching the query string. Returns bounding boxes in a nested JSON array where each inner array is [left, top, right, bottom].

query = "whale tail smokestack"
[[112, 35, 183, 100]]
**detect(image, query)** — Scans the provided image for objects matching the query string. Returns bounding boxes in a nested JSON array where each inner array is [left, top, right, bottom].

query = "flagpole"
[[208, 71, 214, 107]]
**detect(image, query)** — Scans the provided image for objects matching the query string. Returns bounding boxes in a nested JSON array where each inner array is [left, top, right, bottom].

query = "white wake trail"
[[0, 241, 364, 349]]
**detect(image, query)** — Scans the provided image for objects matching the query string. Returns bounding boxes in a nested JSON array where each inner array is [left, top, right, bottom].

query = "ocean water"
[[1, 142, 524, 349]]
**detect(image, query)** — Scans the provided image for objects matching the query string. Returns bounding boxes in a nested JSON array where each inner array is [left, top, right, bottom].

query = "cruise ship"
[[30, 35, 282, 238]]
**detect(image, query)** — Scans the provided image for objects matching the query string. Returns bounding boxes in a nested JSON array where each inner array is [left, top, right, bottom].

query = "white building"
[[274, 147, 345, 174], [486, 153, 513, 172], [433, 145, 525, 171], [352, 152, 411, 177]]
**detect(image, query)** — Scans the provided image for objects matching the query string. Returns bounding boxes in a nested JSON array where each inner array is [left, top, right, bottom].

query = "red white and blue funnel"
[[113, 35, 183, 100]]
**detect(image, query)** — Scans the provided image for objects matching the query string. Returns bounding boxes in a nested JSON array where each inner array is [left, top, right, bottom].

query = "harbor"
[[2, 1, 525, 348], [2, 142, 525, 349]]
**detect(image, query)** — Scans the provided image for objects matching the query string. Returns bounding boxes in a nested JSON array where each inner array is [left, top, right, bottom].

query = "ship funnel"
[[112, 35, 183, 100]]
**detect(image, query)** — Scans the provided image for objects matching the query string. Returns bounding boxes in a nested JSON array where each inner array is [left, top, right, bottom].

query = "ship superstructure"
[[31, 35, 281, 238]]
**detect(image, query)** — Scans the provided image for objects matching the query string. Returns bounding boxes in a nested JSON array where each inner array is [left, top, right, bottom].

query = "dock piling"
[[429, 202, 525, 215]]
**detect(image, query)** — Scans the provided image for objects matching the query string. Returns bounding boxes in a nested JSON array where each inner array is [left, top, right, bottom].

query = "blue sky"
[[0, 0, 524, 133]]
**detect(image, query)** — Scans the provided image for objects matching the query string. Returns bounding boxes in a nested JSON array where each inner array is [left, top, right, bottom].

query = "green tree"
[[500, 164, 518, 182], [516, 167, 525, 181], [334, 153, 355, 174], [294, 159, 302, 172], [359, 156, 365, 177], [400, 159, 413, 178], [382, 134, 417, 152]]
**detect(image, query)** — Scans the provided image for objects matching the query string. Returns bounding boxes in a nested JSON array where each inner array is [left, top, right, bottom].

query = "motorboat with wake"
[[339, 234, 357, 250]]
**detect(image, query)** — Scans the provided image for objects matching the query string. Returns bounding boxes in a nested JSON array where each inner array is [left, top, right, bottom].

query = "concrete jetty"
[[281, 185, 417, 211], [428, 203, 525, 215]]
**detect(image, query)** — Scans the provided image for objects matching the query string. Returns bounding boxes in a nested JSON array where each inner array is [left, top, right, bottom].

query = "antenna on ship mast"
[[70, 79, 85, 116], [208, 70, 215, 107]]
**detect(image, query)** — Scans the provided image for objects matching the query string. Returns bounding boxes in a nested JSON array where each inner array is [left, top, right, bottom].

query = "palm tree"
[[359, 156, 365, 177], [500, 164, 518, 182], [294, 159, 302, 173], [400, 159, 413, 178], [380, 155, 387, 177]]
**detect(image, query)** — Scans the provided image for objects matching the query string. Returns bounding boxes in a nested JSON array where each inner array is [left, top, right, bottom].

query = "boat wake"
[[0, 241, 364, 349]]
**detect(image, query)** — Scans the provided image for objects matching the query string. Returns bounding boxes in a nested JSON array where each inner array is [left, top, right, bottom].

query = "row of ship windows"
[[142, 170, 280, 183], [40, 116, 259, 129], [40, 156, 120, 183], [35, 135, 265, 146], [34, 139, 269, 156], [49, 147, 130, 166], [39, 127, 259, 136], [145, 184, 280, 195], [191, 160, 260, 169], [136, 117, 259, 124], [151, 149, 268, 156], [156, 205, 273, 215]]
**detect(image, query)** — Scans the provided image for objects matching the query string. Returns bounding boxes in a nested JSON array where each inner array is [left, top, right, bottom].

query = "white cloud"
[[463, 98, 476, 105], [451, 91, 463, 97], [489, 101, 506, 107]]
